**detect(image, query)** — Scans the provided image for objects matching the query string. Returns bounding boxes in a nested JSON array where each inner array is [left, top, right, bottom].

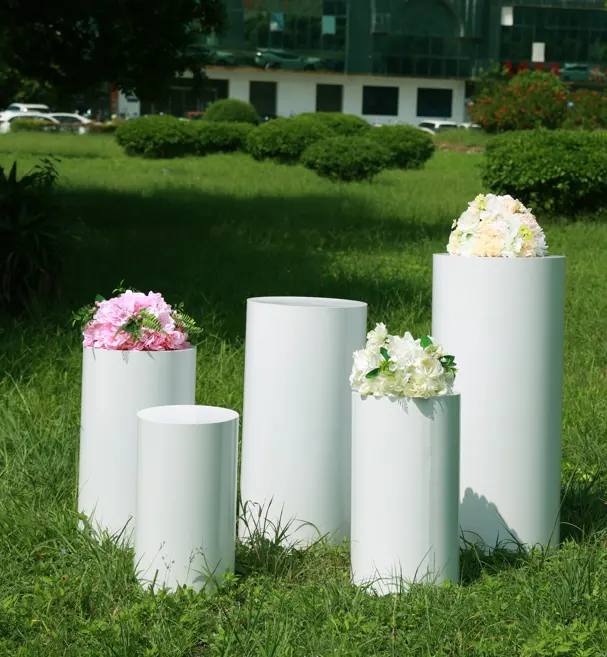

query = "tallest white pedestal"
[[432, 255, 566, 551], [240, 296, 367, 546]]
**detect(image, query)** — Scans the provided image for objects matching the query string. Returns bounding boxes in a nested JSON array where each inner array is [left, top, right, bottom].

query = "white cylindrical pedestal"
[[240, 296, 367, 545], [135, 405, 238, 592], [432, 255, 566, 550], [78, 346, 197, 540], [351, 394, 460, 594]]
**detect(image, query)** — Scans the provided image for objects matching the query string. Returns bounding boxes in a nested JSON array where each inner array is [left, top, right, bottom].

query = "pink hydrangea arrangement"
[[74, 286, 201, 351]]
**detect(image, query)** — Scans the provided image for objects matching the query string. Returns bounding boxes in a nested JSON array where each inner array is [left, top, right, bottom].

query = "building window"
[[249, 81, 277, 118], [362, 86, 398, 116], [416, 88, 453, 118], [316, 84, 343, 112]]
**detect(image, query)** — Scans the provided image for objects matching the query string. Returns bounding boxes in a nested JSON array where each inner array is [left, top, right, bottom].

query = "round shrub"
[[193, 121, 254, 155], [483, 129, 607, 214], [115, 115, 197, 158], [366, 125, 435, 169], [301, 136, 390, 182], [297, 112, 370, 136], [204, 99, 260, 125], [246, 118, 333, 163]]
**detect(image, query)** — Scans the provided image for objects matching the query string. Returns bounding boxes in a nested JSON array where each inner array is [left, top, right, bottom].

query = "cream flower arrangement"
[[350, 323, 456, 399], [447, 194, 548, 258]]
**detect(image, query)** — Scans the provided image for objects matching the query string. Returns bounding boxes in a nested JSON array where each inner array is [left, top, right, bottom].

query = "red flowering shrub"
[[563, 89, 607, 130], [469, 70, 569, 132]]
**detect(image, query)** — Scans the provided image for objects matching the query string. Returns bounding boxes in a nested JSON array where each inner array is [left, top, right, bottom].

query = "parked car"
[[208, 50, 238, 66], [255, 48, 323, 71], [0, 112, 60, 133], [48, 113, 92, 134], [418, 120, 459, 135], [458, 122, 481, 130]]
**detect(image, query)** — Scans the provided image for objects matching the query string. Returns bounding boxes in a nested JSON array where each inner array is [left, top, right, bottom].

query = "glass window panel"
[[270, 13, 284, 32], [362, 86, 399, 116], [429, 59, 443, 77], [316, 84, 343, 111], [417, 88, 453, 118], [250, 81, 277, 117], [322, 15, 336, 34]]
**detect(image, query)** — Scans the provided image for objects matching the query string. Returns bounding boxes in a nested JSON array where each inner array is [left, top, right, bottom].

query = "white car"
[[0, 103, 51, 121], [459, 122, 481, 130], [0, 112, 60, 134], [49, 113, 92, 134], [418, 120, 460, 135]]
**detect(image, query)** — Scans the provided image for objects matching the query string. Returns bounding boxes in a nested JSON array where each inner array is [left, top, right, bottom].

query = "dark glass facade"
[[192, 0, 607, 84]]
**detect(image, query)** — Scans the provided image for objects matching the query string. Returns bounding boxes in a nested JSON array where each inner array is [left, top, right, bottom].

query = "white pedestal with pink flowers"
[[432, 254, 566, 551], [78, 346, 197, 541]]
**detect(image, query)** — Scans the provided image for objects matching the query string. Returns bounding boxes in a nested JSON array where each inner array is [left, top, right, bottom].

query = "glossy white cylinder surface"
[[351, 393, 460, 594], [135, 405, 238, 592], [78, 346, 197, 540], [240, 296, 367, 545], [432, 255, 566, 550]]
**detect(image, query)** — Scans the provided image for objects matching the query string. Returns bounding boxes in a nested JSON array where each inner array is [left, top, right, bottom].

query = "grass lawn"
[[0, 132, 606, 656]]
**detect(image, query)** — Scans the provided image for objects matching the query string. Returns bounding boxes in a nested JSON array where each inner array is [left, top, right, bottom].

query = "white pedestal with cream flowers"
[[78, 346, 197, 541], [432, 254, 566, 551], [135, 405, 238, 593], [240, 296, 367, 546], [350, 393, 461, 594]]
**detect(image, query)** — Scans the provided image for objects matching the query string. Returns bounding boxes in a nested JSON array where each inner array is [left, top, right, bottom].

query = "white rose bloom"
[[366, 323, 388, 350], [456, 209, 480, 233], [414, 355, 444, 381]]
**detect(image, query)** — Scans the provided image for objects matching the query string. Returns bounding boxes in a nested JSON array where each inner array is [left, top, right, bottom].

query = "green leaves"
[[440, 354, 457, 374], [115, 308, 165, 341], [365, 345, 392, 379], [420, 335, 433, 349]]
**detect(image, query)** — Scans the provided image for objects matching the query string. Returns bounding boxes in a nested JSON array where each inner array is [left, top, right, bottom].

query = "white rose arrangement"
[[350, 324, 456, 399], [447, 194, 548, 258]]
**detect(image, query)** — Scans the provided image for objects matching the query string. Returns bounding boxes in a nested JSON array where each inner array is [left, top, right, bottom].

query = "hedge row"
[[114, 102, 436, 182], [483, 129, 607, 214], [115, 115, 253, 158], [7, 119, 119, 133]]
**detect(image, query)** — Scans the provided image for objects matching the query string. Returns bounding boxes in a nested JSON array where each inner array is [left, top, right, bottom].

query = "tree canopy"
[[0, 0, 225, 102]]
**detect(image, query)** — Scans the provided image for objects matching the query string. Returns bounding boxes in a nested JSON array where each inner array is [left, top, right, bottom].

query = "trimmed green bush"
[[301, 136, 390, 182], [115, 115, 197, 158], [9, 118, 57, 132], [204, 99, 260, 125], [366, 125, 435, 169], [246, 118, 333, 163], [483, 129, 607, 214], [88, 122, 119, 134], [297, 112, 370, 136], [193, 122, 254, 155]]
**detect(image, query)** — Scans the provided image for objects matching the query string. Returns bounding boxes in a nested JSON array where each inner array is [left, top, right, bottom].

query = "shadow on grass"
[[560, 472, 607, 542], [43, 186, 440, 336]]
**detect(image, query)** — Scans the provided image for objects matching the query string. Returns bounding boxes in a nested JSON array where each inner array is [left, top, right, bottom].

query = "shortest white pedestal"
[[351, 393, 460, 594], [134, 405, 238, 592]]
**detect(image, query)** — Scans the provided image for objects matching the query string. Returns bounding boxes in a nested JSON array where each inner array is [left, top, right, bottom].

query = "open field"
[[0, 133, 606, 656]]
